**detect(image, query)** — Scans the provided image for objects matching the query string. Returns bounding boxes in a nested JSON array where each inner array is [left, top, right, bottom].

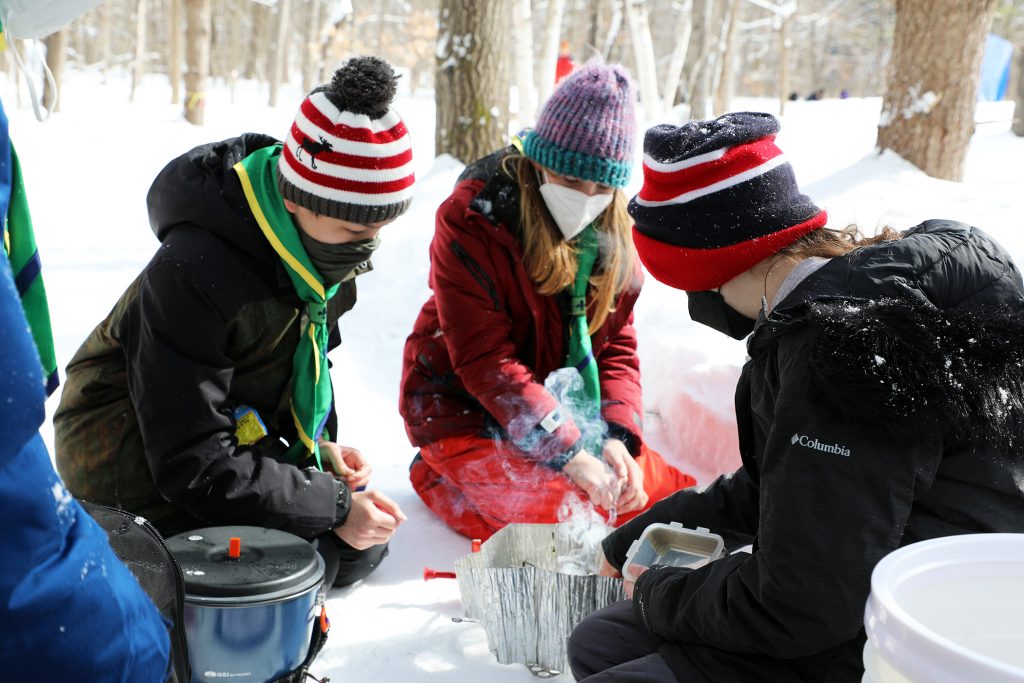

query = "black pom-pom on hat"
[[321, 56, 399, 118]]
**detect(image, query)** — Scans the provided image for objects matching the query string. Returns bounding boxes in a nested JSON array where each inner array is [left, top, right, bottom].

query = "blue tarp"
[[979, 34, 1013, 102]]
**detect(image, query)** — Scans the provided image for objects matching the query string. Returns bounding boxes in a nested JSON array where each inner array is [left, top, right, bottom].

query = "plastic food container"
[[620, 523, 725, 582], [166, 526, 325, 683], [862, 533, 1024, 683]]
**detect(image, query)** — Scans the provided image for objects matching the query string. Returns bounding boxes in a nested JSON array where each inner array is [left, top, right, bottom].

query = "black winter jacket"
[[603, 220, 1024, 682], [55, 135, 357, 539]]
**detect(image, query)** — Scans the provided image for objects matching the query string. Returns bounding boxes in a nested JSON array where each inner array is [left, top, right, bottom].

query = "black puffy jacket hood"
[[146, 134, 282, 270], [755, 219, 1024, 444]]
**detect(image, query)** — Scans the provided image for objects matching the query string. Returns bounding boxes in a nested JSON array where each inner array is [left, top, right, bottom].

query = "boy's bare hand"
[[320, 441, 372, 489], [333, 490, 406, 550]]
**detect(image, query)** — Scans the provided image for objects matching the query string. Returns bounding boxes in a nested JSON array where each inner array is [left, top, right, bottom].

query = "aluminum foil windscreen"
[[454, 523, 626, 673]]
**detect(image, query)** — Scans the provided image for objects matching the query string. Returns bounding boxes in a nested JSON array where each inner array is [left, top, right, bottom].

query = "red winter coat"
[[400, 149, 645, 463]]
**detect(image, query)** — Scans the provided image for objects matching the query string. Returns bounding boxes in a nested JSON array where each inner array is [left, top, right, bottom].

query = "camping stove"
[[454, 523, 625, 676]]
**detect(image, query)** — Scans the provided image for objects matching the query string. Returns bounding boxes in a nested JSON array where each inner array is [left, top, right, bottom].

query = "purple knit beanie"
[[522, 61, 636, 188]]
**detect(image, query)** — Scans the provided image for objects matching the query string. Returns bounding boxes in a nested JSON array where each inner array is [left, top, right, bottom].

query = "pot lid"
[[167, 526, 323, 601]]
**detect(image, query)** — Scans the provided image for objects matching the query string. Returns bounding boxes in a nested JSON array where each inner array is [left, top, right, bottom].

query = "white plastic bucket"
[[863, 533, 1024, 683]]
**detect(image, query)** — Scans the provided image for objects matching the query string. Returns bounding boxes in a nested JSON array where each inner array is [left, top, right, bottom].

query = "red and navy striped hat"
[[278, 56, 414, 224], [628, 112, 827, 292]]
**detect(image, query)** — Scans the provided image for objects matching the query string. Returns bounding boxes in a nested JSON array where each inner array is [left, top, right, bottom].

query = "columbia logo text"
[[790, 434, 851, 457]]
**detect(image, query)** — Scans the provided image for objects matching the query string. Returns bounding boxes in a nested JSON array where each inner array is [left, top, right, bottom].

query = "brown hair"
[[501, 153, 634, 333], [779, 223, 902, 259]]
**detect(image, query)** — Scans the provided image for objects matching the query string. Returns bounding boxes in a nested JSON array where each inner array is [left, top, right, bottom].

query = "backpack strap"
[[270, 606, 331, 683]]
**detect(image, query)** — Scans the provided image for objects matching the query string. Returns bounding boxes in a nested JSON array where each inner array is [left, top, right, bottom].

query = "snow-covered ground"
[[6, 68, 1023, 681]]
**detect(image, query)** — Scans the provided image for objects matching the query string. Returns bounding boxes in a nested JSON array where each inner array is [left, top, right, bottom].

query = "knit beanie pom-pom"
[[327, 56, 398, 118]]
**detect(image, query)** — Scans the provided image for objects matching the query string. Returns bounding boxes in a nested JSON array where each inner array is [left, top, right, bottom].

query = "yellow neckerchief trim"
[[290, 402, 316, 451], [308, 323, 320, 382], [233, 161, 326, 300]]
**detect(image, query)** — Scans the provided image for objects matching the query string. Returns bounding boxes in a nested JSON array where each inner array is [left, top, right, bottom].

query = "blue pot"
[[167, 526, 325, 683]]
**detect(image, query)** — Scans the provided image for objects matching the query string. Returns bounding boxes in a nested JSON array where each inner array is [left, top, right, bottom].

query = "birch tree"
[[877, 0, 998, 180], [661, 0, 693, 110], [742, 0, 797, 115], [536, 0, 567, 105], [169, 0, 182, 104], [714, 0, 742, 115], [624, 0, 661, 118], [98, 0, 112, 82], [269, 0, 292, 107], [301, 0, 323, 93], [129, 0, 147, 102], [513, 0, 536, 125], [687, 0, 715, 119], [184, 0, 211, 125]]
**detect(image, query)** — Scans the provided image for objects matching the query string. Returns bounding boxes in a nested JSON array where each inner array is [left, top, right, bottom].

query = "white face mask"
[[537, 171, 614, 241]]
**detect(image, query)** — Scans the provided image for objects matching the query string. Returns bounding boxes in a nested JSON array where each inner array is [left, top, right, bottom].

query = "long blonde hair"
[[502, 154, 635, 333]]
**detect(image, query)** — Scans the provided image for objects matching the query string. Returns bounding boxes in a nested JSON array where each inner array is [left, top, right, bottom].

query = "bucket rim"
[[865, 533, 1024, 683]]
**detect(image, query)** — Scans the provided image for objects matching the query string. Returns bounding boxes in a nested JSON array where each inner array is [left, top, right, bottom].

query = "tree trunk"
[[169, 0, 183, 104], [687, 0, 714, 119], [98, 0, 112, 83], [877, 0, 998, 181], [302, 0, 323, 93], [602, 0, 623, 60], [42, 28, 68, 113], [435, 0, 512, 163], [376, 0, 388, 50], [536, 0, 567, 106], [778, 12, 790, 116], [624, 0, 660, 119], [512, 0, 536, 125], [129, 0, 148, 102], [269, 0, 292, 107], [587, 1, 602, 56], [1013, 45, 1024, 137], [661, 0, 692, 110], [713, 0, 740, 115], [247, 4, 269, 81], [184, 0, 212, 125]]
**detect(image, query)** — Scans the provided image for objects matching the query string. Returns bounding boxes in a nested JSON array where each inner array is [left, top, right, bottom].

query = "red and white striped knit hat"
[[277, 56, 414, 224], [628, 112, 827, 292]]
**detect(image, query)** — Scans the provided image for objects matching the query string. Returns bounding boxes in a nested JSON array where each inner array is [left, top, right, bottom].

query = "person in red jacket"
[[400, 62, 695, 540], [555, 40, 576, 84]]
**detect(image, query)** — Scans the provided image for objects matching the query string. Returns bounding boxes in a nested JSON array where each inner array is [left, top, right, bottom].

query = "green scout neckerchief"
[[3, 144, 59, 395], [233, 145, 338, 470], [565, 224, 601, 420]]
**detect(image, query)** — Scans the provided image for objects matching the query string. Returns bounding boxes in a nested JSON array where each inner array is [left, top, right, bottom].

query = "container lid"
[[621, 523, 725, 581], [166, 526, 323, 603]]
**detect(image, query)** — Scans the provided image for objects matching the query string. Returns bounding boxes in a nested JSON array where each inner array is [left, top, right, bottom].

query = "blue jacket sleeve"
[[0, 250, 170, 680]]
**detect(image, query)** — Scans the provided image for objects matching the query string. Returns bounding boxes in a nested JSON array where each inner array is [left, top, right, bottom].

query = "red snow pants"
[[409, 434, 697, 541]]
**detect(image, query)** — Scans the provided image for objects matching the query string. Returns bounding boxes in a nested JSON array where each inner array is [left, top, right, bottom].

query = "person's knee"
[[331, 540, 389, 587], [315, 533, 389, 588], [567, 616, 600, 680]]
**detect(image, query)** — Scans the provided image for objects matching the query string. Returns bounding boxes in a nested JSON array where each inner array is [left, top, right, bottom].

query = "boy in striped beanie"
[[55, 56, 413, 597], [629, 111, 826, 293]]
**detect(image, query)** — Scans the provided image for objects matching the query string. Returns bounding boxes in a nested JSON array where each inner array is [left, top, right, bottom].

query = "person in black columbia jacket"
[[54, 57, 414, 588], [568, 112, 1024, 682]]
